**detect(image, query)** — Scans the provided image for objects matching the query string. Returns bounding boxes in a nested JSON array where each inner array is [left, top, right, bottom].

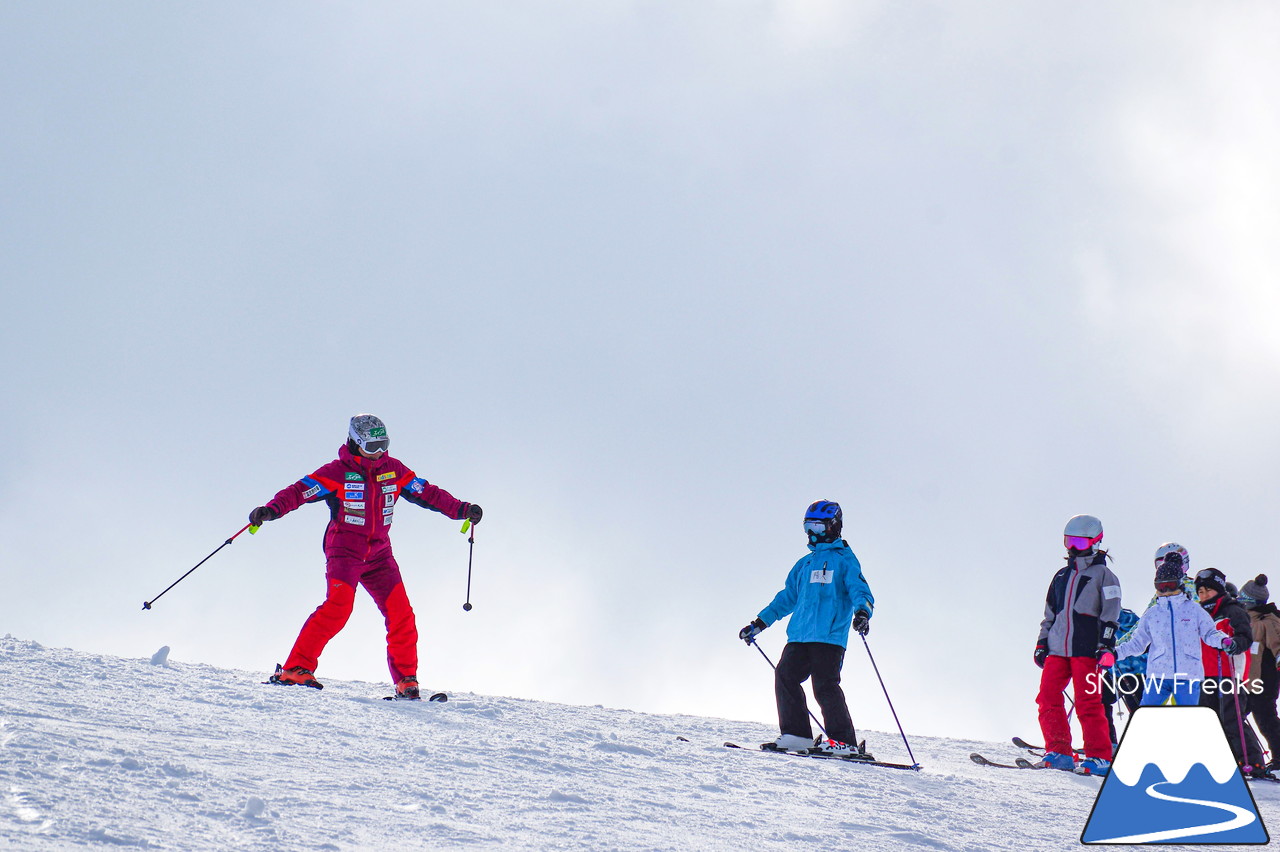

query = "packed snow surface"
[[2, 636, 1278, 850]]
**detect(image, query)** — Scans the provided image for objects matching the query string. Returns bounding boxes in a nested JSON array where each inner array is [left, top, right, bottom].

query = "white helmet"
[[1154, 542, 1189, 575], [349, 414, 389, 454], [1064, 514, 1103, 538], [1063, 514, 1103, 553]]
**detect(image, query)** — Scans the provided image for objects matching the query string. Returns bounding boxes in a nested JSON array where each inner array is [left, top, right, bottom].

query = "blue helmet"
[[804, 500, 843, 544]]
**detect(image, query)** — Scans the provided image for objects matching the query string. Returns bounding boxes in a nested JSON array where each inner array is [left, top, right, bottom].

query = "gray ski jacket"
[[1037, 551, 1123, 658]]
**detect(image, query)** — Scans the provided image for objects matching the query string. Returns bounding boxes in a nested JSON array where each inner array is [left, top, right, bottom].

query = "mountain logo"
[[1081, 705, 1269, 844]]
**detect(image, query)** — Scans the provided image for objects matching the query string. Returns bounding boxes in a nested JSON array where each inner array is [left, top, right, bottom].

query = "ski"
[[1012, 737, 1083, 757], [725, 742, 920, 772], [382, 692, 448, 702], [969, 753, 1037, 770]]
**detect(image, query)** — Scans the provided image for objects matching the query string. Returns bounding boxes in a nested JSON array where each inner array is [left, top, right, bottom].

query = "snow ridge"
[[1, 636, 1276, 850]]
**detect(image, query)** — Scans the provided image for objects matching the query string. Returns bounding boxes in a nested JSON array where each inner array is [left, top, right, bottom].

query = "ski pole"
[[1226, 654, 1259, 771], [461, 518, 475, 612], [142, 522, 258, 611], [860, 634, 921, 769], [747, 639, 829, 740]]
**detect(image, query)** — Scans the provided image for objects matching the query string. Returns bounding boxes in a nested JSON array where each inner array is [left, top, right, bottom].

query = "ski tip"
[[428, 692, 448, 702], [676, 736, 690, 742]]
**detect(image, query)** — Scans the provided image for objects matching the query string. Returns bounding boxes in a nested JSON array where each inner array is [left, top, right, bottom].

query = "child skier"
[[249, 414, 483, 698], [1195, 567, 1266, 773], [1033, 514, 1121, 776], [738, 500, 875, 759], [1115, 551, 1231, 707]]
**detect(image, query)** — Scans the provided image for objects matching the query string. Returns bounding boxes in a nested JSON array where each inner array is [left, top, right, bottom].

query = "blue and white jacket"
[[1116, 592, 1231, 681], [757, 540, 874, 648]]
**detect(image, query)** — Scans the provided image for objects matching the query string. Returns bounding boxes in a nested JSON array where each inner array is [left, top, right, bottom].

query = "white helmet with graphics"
[[1154, 542, 1189, 575], [1063, 514, 1103, 553], [349, 413, 389, 455]]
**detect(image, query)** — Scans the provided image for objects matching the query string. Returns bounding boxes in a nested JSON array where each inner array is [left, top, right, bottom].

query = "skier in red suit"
[[250, 414, 482, 699]]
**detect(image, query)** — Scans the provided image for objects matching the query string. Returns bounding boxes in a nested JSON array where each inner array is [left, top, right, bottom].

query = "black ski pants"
[[775, 641, 857, 745], [1200, 676, 1265, 768], [1249, 653, 1280, 763]]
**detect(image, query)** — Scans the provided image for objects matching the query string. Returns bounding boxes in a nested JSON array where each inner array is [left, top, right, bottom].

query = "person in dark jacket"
[[1237, 574, 1280, 771], [249, 414, 482, 698], [1239, 570, 1280, 767], [1034, 514, 1122, 776], [1195, 567, 1267, 774]]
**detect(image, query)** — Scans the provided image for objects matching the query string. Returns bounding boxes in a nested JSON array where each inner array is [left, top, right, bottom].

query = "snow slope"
[[2, 636, 1278, 851]]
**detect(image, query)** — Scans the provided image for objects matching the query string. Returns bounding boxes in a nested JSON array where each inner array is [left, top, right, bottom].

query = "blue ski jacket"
[[757, 540, 874, 648]]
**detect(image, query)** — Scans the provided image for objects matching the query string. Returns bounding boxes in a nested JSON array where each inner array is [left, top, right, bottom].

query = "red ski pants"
[[284, 552, 418, 683], [1036, 655, 1112, 760]]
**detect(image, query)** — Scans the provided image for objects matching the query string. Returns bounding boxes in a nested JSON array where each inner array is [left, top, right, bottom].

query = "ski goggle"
[[356, 438, 389, 454], [1064, 534, 1102, 550], [1196, 569, 1222, 583], [804, 520, 828, 536]]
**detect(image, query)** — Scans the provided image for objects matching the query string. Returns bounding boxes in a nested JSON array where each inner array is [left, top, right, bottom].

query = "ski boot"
[[813, 738, 876, 761], [768, 734, 814, 752], [1074, 756, 1111, 776], [394, 676, 421, 700], [268, 664, 323, 689], [1035, 751, 1077, 771]]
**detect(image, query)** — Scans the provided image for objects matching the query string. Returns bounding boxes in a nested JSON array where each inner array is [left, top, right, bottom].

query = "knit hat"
[[1154, 562, 1184, 593], [1195, 567, 1227, 595], [1239, 574, 1270, 609]]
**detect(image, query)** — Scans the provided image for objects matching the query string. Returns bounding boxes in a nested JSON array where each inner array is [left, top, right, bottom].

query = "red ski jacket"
[[1199, 593, 1254, 680], [265, 444, 470, 561]]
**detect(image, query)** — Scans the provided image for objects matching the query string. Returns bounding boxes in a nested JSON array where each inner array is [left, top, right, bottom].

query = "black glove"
[[1034, 640, 1049, 669], [1226, 636, 1248, 656], [739, 618, 766, 644], [249, 506, 278, 526], [852, 610, 871, 637], [466, 503, 483, 525]]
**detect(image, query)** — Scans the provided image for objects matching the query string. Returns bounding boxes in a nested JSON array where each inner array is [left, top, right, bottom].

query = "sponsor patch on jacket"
[[381, 485, 397, 494], [377, 471, 396, 482], [382, 506, 394, 515], [344, 491, 364, 501], [345, 473, 363, 482], [302, 484, 322, 499], [408, 478, 426, 495], [384, 494, 395, 507], [343, 501, 365, 510], [343, 515, 366, 526]]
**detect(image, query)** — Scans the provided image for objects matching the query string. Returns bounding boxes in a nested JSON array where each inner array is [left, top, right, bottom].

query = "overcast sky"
[[3, 2, 1279, 744]]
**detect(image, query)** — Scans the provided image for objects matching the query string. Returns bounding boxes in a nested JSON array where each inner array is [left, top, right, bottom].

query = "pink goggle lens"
[[1065, 534, 1100, 550]]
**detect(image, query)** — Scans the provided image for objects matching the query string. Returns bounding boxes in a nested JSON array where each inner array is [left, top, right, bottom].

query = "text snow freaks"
[[1089, 672, 1262, 698]]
